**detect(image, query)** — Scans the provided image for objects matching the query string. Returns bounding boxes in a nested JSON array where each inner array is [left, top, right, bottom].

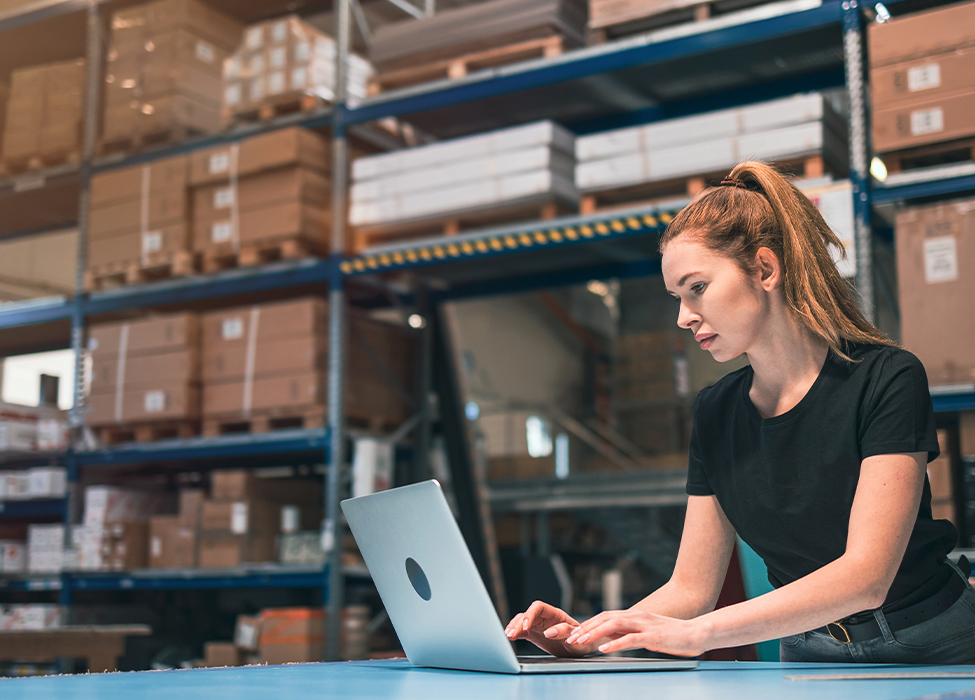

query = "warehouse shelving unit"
[[1, 0, 974, 665]]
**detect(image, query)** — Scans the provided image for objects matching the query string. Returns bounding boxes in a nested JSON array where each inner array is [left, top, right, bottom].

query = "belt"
[[814, 557, 969, 645]]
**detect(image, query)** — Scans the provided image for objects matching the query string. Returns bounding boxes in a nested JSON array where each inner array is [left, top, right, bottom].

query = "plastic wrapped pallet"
[[349, 120, 577, 226], [102, 0, 242, 144], [1, 58, 85, 168], [223, 15, 372, 116]]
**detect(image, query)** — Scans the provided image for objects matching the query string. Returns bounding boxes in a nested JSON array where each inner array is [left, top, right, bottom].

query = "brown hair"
[[659, 161, 892, 361]]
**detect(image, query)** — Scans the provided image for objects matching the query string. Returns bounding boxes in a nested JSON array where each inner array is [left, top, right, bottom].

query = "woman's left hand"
[[564, 609, 710, 657]]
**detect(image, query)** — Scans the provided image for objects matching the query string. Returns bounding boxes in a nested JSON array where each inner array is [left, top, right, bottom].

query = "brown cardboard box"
[[149, 516, 197, 568], [193, 202, 326, 251], [961, 412, 975, 457], [201, 298, 327, 353], [235, 615, 262, 651], [90, 348, 197, 394], [211, 471, 324, 506], [103, 93, 221, 143], [90, 313, 199, 359], [178, 489, 205, 530], [110, 0, 243, 52], [89, 189, 187, 239], [258, 608, 324, 665], [91, 156, 188, 207], [873, 89, 975, 153], [203, 641, 243, 667], [105, 521, 150, 570], [868, 2, 975, 68], [211, 471, 256, 501], [188, 128, 329, 185], [198, 531, 277, 568], [201, 498, 280, 536], [203, 334, 322, 383], [871, 47, 975, 108], [2, 58, 85, 163], [192, 167, 329, 223], [895, 199, 975, 386], [203, 370, 324, 416], [928, 456, 953, 501], [487, 455, 555, 480], [87, 223, 190, 268], [87, 384, 200, 425]]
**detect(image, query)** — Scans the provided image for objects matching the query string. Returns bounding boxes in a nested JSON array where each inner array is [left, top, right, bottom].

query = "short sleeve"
[[860, 349, 940, 463], [686, 391, 715, 496]]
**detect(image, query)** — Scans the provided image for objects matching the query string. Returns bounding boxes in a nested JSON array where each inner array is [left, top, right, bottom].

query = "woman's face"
[[661, 235, 771, 362]]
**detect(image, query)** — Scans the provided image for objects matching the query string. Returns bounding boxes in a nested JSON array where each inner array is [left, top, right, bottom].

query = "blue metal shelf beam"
[[872, 172, 975, 204], [0, 498, 67, 519], [932, 392, 975, 414], [66, 567, 336, 592]]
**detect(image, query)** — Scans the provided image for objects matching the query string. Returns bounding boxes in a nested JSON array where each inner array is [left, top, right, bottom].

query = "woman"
[[505, 161, 975, 663]]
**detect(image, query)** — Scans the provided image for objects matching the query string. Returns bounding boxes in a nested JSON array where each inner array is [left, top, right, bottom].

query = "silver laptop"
[[341, 480, 699, 674]]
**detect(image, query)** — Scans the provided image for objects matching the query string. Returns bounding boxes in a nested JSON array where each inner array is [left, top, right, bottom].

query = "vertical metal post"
[[843, 1, 875, 323], [325, 0, 351, 664], [424, 0, 436, 16], [411, 284, 432, 483]]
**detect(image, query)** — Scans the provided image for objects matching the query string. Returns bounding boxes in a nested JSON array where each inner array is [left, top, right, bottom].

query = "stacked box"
[[27, 524, 64, 574], [258, 608, 324, 664], [0, 541, 26, 573], [2, 58, 85, 165], [869, 2, 975, 153], [203, 641, 244, 667], [575, 93, 847, 192], [72, 521, 149, 571], [148, 515, 196, 569], [83, 485, 174, 525], [87, 312, 200, 425], [201, 298, 415, 426], [188, 127, 329, 255], [350, 121, 577, 226], [895, 198, 975, 386], [223, 15, 372, 115], [0, 401, 69, 453], [88, 155, 190, 271], [103, 0, 242, 143], [0, 605, 62, 630]]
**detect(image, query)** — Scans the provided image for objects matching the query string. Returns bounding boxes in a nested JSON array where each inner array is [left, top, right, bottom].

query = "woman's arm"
[[566, 452, 927, 656]]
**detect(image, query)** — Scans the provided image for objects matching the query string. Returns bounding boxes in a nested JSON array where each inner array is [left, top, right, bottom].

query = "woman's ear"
[[755, 247, 781, 291]]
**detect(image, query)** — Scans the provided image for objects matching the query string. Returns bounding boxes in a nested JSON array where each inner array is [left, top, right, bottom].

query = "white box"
[[351, 121, 575, 181], [27, 547, 63, 574], [28, 467, 67, 498], [37, 419, 69, 451], [0, 421, 36, 451], [27, 524, 65, 550], [803, 179, 856, 279], [2, 604, 62, 630], [0, 472, 30, 500], [83, 485, 168, 525], [0, 541, 26, 573]]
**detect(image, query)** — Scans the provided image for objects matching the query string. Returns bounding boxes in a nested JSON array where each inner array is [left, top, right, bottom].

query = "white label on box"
[[249, 78, 264, 102], [224, 57, 241, 79], [225, 83, 242, 107], [295, 41, 310, 63], [214, 187, 235, 209], [237, 621, 258, 649], [281, 506, 300, 534], [270, 46, 287, 69], [249, 54, 265, 76], [291, 66, 308, 90], [142, 231, 162, 255], [271, 20, 287, 43], [211, 221, 233, 243], [231, 502, 248, 534], [923, 235, 959, 284], [222, 317, 244, 340], [144, 391, 166, 413], [151, 536, 161, 558], [910, 107, 944, 136], [195, 40, 215, 64], [209, 152, 230, 174], [268, 71, 285, 94], [246, 26, 263, 50], [907, 63, 940, 92]]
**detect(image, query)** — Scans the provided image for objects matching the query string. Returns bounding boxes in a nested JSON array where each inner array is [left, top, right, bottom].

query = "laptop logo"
[[405, 557, 432, 601]]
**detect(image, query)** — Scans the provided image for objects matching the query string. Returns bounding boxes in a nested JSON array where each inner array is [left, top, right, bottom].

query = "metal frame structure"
[[1, 0, 974, 665]]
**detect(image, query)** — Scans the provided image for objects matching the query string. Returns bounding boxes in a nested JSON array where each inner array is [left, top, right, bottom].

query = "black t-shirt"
[[687, 342, 957, 607]]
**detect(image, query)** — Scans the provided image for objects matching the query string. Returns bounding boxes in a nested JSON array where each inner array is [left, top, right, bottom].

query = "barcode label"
[[209, 153, 229, 174], [211, 221, 233, 243], [144, 391, 166, 413], [923, 235, 958, 284], [271, 20, 287, 43], [268, 71, 285, 94], [246, 26, 263, 50], [270, 46, 287, 68], [231, 503, 249, 534], [295, 41, 310, 63], [222, 318, 244, 340], [142, 231, 162, 254], [910, 107, 944, 136], [194, 40, 215, 64], [214, 187, 235, 209], [907, 64, 940, 92], [225, 83, 241, 107], [291, 66, 308, 90]]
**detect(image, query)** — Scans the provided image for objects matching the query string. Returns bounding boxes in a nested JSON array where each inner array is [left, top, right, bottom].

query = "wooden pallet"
[[589, 0, 776, 42], [200, 237, 324, 274], [96, 126, 206, 158], [368, 35, 569, 95], [203, 406, 327, 437], [222, 92, 327, 127], [579, 154, 838, 214], [0, 150, 80, 177], [353, 197, 574, 253], [84, 250, 196, 291], [94, 419, 199, 446], [880, 136, 975, 175]]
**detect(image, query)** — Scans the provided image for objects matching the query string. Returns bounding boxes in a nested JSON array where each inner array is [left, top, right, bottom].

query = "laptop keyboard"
[[518, 656, 650, 664]]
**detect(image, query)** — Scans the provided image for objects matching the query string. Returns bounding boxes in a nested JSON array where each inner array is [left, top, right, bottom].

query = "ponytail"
[[659, 161, 892, 361]]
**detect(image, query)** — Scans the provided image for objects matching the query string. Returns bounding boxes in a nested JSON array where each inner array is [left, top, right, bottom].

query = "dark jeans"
[[779, 561, 975, 664]]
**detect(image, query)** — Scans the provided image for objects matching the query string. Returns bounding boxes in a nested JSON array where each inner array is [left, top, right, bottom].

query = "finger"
[[523, 600, 551, 632], [568, 617, 630, 646], [542, 622, 574, 640], [597, 633, 643, 655], [565, 611, 616, 643], [505, 613, 525, 638]]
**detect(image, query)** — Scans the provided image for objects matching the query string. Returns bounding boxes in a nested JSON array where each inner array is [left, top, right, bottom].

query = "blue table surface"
[[2, 660, 974, 699]]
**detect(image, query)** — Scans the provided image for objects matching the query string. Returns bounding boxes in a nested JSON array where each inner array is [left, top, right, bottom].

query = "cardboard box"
[[192, 167, 329, 223], [27, 467, 67, 498], [91, 156, 188, 207], [895, 199, 975, 386], [258, 608, 324, 665], [928, 457, 953, 501], [110, 0, 243, 53], [203, 334, 322, 383], [85, 486, 174, 525], [201, 498, 280, 536], [961, 412, 975, 457], [149, 516, 197, 569], [211, 471, 323, 507], [0, 541, 27, 574], [867, 2, 975, 68], [203, 370, 324, 416], [873, 89, 975, 153], [194, 201, 326, 251], [871, 47, 975, 109], [179, 489, 205, 530], [90, 313, 199, 359], [87, 223, 190, 268], [102, 93, 221, 142], [204, 641, 244, 667], [189, 127, 329, 185], [2, 59, 84, 164], [90, 348, 197, 396], [201, 298, 327, 360], [235, 615, 262, 651], [198, 531, 276, 568], [89, 189, 187, 240], [86, 384, 200, 425]]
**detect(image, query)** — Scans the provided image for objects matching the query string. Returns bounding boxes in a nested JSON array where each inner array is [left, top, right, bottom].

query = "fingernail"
[[598, 644, 609, 652], [578, 633, 590, 643], [543, 629, 555, 638], [566, 635, 577, 644], [523, 620, 528, 631]]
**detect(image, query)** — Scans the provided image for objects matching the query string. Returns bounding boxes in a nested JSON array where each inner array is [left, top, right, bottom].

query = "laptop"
[[341, 480, 699, 674]]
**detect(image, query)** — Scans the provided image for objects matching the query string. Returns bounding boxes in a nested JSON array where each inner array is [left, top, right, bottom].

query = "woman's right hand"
[[504, 601, 596, 657]]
